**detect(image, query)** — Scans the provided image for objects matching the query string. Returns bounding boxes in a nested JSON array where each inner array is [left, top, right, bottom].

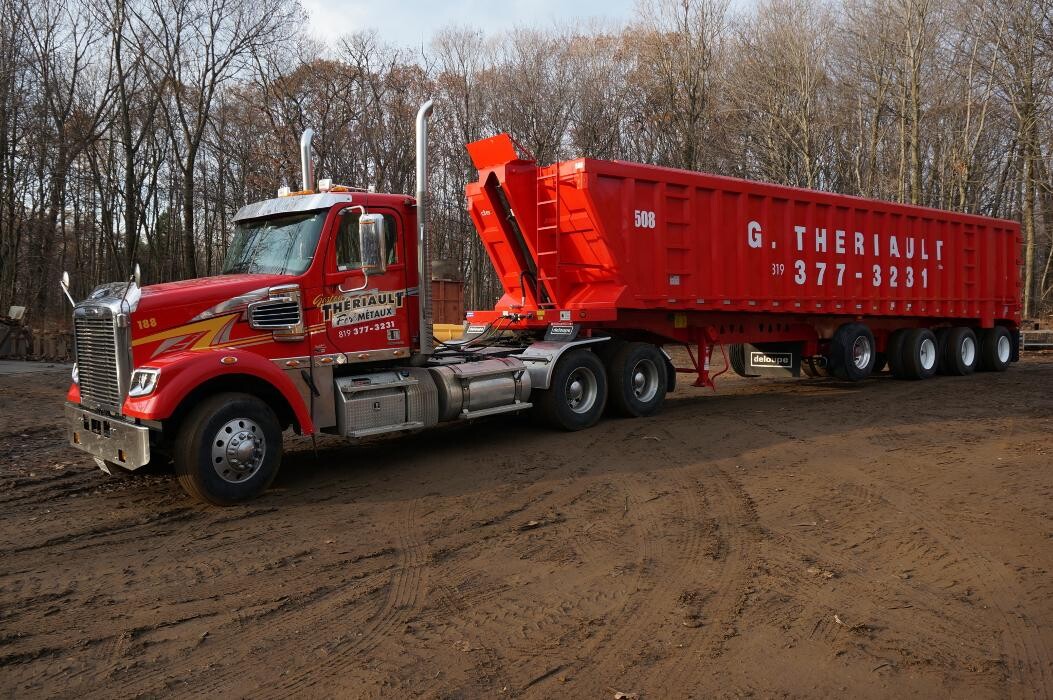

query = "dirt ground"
[[1, 356, 1051, 699]]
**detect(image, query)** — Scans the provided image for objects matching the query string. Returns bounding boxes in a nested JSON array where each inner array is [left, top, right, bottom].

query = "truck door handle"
[[337, 270, 369, 293]]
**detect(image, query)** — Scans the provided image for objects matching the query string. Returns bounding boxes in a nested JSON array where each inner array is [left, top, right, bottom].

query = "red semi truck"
[[62, 101, 1021, 504]]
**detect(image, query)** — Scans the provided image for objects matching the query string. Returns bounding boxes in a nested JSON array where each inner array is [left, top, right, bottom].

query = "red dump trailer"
[[59, 102, 1023, 505], [465, 134, 1021, 385]]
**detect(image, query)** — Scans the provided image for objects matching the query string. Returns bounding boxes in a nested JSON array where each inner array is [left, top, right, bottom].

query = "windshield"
[[223, 210, 327, 275]]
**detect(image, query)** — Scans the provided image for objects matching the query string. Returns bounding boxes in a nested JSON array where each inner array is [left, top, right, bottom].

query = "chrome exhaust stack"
[[300, 128, 315, 192], [416, 100, 435, 357]]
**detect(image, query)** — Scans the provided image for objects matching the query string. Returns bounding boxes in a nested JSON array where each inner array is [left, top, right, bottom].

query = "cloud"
[[301, 0, 637, 49]]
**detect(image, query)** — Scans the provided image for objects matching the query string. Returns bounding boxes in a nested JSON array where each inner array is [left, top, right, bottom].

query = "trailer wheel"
[[607, 342, 667, 418], [535, 349, 608, 431], [942, 327, 978, 375], [802, 356, 830, 378], [886, 329, 910, 379], [901, 328, 939, 380], [729, 344, 759, 377], [173, 392, 282, 505], [978, 326, 1011, 372], [828, 323, 876, 381]]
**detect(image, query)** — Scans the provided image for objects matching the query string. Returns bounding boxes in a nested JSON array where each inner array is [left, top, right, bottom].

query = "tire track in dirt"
[[852, 469, 1053, 697], [742, 408, 1050, 697], [560, 419, 759, 698], [260, 496, 429, 697]]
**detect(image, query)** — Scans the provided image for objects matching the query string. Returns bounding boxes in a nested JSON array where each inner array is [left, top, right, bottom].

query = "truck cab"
[[63, 102, 642, 504]]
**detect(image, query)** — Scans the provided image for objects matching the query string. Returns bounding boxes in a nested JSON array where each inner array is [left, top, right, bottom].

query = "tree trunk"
[[181, 146, 198, 279]]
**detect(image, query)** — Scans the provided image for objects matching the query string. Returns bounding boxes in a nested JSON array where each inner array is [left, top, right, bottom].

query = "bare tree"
[[134, 0, 299, 277]]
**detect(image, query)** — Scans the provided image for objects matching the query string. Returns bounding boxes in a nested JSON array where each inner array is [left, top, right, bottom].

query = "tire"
[[534, 349, 608, 431], [872, 352, 888, 374], [728, 344, 758, 377], [607, 342, 667, 418], [901, 328, 939, 380], [173, 392, 283, 505], [978, 326, 1012, 372], [827, 323, 876, 381], [942, 326, 979, 376], [803, 356, 831, 377], [886, 329, 910, 379]]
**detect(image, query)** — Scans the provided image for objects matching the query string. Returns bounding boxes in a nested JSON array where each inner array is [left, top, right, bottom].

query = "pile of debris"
[[0, 306, 72, 361]]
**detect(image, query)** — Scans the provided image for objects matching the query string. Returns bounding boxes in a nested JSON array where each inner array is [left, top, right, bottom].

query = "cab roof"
[[232, 192, 413, 223]]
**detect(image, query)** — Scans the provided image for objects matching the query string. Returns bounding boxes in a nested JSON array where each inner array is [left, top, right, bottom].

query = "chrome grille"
[[75, 313, 122, 409], [249, 300, 301, 329]]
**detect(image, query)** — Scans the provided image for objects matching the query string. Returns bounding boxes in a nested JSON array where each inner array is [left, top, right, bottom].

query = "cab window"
[[335, 212, 399, 270]]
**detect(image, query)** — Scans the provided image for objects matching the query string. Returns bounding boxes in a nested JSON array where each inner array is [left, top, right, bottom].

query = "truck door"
[[319, 206, 411, 360]]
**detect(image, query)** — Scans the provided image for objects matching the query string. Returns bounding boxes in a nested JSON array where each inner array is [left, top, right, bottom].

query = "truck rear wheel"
[[535, 349, 608, 431], [942, 327, 978, 375], [828, 323, 876, 381], [901, 328, 939, 380], [607, 342, 667, 418], [978, 326, 1011, 372], [174, 392, 282, 505]]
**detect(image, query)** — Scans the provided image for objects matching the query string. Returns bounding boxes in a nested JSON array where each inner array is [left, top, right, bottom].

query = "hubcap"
[[565, 367, 598, 414], [960, 336, 976, 366], [919, 338, 936, 371], [851, 336, 872, 370], [630, 359, 660, 403], [211, 418, 266, 483], [997, 335, 1011, 363]]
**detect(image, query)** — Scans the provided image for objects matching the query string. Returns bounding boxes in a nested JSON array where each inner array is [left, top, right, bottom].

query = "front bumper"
[[66, 403, 151, 470]]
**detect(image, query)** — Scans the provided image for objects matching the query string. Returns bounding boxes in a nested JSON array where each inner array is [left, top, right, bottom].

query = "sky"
[[301, 0, 666, 49]]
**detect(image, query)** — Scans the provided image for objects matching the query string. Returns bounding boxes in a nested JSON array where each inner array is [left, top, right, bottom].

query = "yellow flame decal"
[[132, 313, 239, 351]]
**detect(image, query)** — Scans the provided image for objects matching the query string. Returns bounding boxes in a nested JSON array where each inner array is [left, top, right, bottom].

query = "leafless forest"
[[1, 0, 1051, 324]]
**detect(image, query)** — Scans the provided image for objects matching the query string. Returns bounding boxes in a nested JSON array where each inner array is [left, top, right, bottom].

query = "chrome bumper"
[[66, 403, 151, 470]]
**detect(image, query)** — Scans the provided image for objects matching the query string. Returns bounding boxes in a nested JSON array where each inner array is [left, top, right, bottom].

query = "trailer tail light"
[[248, 284, 305, 341]]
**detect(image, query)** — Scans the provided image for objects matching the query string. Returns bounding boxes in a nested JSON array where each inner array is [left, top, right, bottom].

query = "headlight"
[[72, 362, 78, 385], [128, 368, 160, 397]]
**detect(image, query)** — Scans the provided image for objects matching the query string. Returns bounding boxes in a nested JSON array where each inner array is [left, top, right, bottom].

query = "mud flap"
[[742, 342, 802, 377]]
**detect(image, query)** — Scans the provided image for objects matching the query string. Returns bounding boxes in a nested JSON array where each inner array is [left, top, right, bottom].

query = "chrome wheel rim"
[[211, 417, 266, 483], [960, 336, 976, 366], [851, 336, 872, 370], [997, 335, 1010, 363], [919, 338, 937, 371], [565, 367, 599, 414], [630, 359, 660, 403]]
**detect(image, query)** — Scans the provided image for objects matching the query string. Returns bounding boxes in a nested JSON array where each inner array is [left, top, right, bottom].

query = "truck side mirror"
[[359, 213, 388, 274]]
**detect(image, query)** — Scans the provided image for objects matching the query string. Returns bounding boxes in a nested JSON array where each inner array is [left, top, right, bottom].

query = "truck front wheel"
[[535, 349, 608, 431], [174, 392, 282, 505], [607, 342, 667, 417]]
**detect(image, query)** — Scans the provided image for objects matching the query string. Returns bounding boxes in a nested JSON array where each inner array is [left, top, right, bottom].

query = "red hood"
[[137, 274, 289, 315]]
